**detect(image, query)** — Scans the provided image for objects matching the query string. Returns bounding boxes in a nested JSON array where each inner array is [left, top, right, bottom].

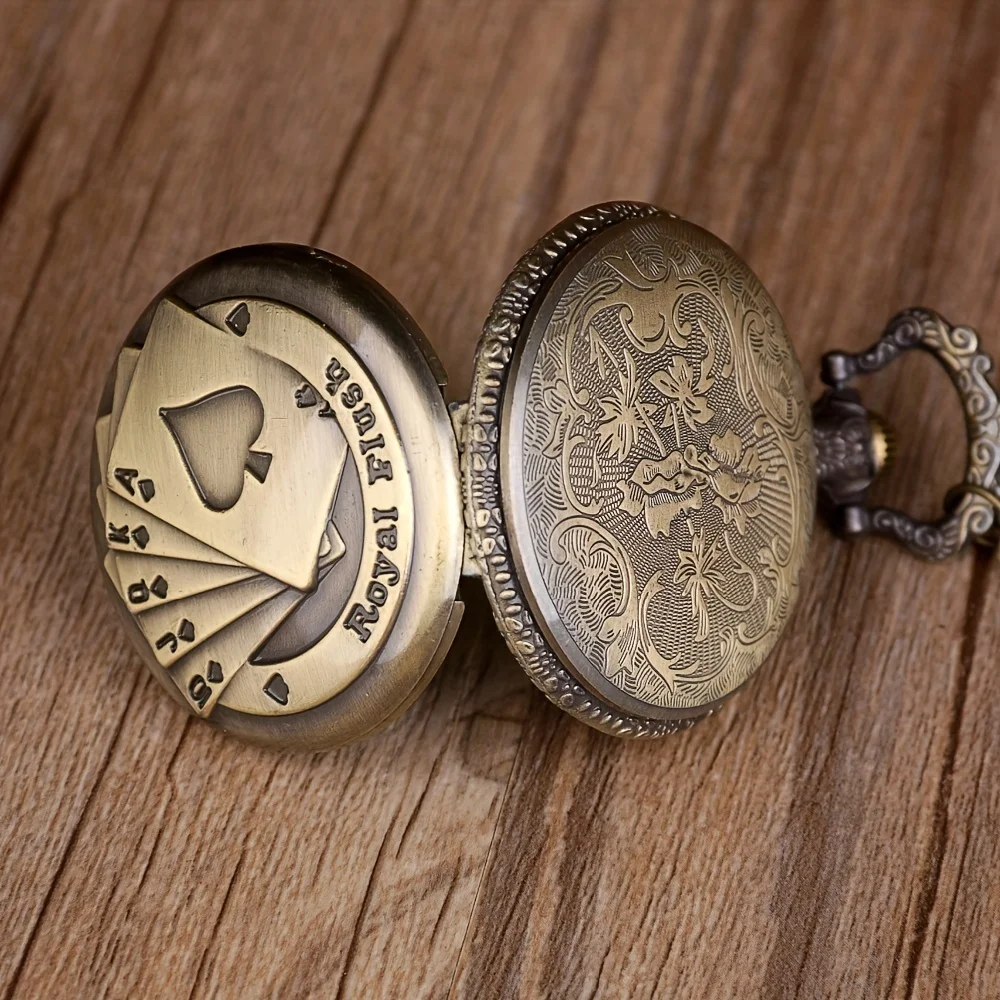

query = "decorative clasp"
[[813, 308, 1000, 559]]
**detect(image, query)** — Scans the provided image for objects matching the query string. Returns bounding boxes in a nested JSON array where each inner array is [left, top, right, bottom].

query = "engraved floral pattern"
[[539, 374, 591, 459], [596, 350, 660, 462], [651, 354, 714, 437], [674, 528, 726, 642], [519, 215, 815, 710], [702, 430, 768, 534]]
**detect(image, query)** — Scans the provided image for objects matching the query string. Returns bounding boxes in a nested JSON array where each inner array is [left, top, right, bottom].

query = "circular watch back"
[[467, 204, 815, 735], [91, 245, 463, 750]]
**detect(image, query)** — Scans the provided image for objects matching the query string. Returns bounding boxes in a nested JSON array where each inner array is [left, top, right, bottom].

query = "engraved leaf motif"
[[673, 528, 729, 642], [651, 355, 715, 438], [600, 569, 687, 694], [596, 349, 656, 462], [587, 320, 617, 380], [706, 428, 743, 467]]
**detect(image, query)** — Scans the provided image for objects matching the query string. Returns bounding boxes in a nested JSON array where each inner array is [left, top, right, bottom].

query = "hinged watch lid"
[[94, 205, 995, 750], [91, 245, 463, 749], [465, 204, 816, 735]]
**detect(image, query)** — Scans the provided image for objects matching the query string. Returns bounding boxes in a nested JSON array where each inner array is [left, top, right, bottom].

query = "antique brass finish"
[[92, 246, 463, 750], [93, 206, 998, 749], [467, 205, 814, 735], [813, 308, 999, 559]]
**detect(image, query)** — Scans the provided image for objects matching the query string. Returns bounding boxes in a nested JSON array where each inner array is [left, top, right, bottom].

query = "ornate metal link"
[[815, 308, 999, 560]]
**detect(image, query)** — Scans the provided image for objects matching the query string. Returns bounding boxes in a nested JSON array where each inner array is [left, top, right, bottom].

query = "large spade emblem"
[[160, 386, 273, 512]]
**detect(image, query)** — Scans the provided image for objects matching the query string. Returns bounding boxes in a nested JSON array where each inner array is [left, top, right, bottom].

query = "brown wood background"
[[2, 1, 999, 997]]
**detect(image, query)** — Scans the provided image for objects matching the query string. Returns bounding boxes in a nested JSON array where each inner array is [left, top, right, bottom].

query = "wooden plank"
[[0, 0, 64, 184], [0, 0, 998, 997], [910, 553, 1000, 998]]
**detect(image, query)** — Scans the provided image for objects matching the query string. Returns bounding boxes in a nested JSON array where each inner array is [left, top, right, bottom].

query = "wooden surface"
[[2, 1, 999, 997]]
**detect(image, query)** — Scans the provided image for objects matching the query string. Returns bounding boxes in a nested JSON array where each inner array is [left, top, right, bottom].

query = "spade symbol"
[[263, 673, 289, 706], [161, 386, 272, 512], [225, 302, 250, 336], [294, 384, 317, 408]]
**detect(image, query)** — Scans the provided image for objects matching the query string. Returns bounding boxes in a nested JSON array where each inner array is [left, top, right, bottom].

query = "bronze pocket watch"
[[91, 202, 999, 749]]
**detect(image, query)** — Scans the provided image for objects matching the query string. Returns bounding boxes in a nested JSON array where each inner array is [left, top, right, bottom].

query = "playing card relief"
[[102, 486, 246, 564], [97, 411, 244, 566], [108, 346, 139, 444], [112, 553, 259, 608], [135, 574, 291, 667], [160, 385, 273, 512], [191, 299, 415, 717], [96, 294, 414, 720], [91, 244, 464, 749], [108, 299, 347, 590], [170, 589, 309, 717]]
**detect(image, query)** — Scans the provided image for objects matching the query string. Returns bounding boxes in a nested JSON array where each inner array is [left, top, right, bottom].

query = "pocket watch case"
[[92, 203, 998, 749], [464, 203, 814, 737], [91, 246, 464, 749]]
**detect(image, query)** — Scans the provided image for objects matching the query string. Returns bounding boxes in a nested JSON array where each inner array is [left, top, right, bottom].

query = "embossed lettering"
[[341, 383, 364, 408], [352, 403, 376, 435], [365, 454, 392, 484], [359, 434, 385, 455], [114, 468, 138, 495], [325, 357, 350, 390], [344, 602, 379, 642], [156, 632, 178, 654], [188, 675, 211, 709], [372, 550, 400, 586]]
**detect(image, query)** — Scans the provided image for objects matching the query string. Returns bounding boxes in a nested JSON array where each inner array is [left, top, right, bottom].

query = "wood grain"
[[1, 1, 998, 997]]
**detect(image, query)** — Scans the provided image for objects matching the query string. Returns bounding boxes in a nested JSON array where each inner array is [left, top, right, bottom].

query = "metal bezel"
[[465, 202, 711, 738]]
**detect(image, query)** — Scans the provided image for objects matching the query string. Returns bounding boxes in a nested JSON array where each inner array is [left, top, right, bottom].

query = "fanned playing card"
[[111, 552, 260, 610], [317, 524, 346, 569], [94, 415, 111, 519], [93, 347, 139, 526], [316, 453, 349, 570], [96, 395, 247, 566], [134, 574, 290, 667], [169, 587, 308, 716], [103, 472, 245, 565], [107, 299, 347, 590], [103, 551, 123, 595], [109, 346, 140, 446]]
